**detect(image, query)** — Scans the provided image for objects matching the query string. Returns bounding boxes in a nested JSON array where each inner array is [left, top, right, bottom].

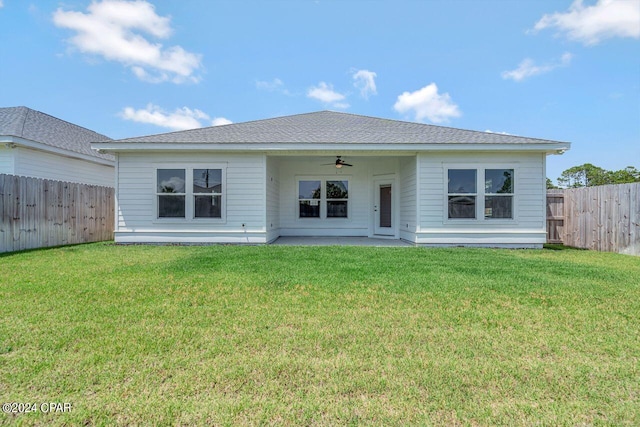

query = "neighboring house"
[[0, 106, 114, 187], [92, 111, 570, 247]]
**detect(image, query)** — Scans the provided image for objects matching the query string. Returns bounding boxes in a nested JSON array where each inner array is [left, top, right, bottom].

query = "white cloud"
[[119, 104, 213, 130], [485, 130, 512, 135], [256, 78, 284, 91], [352, 69, 377, 99], [332, 102, 351, 109], [393, 83, 461, 124], [502, 52, 573, 82], [533, 0, 640, 45], [53, 0, 202, 83], [559, 52, 574, 64], [255, 77, 293, 96], [307, 82, 345, 103], [211, 117, 233, 126], [0, 1, 4, 9], [307, 82, 349, 108]]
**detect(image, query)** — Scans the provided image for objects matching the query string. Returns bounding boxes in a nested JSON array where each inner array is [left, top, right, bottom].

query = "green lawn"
[[1, 243, 639, 426]]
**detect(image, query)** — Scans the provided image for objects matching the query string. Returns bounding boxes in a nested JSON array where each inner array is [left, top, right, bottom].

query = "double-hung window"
[[447, 167, 514, 221], [326, 180, 348, 218], [299, 180, 321, 218], [484, 169, 513, 219], [157, 166, 225, 220], [448, 169, 477, 219], [298, 179, 349, 219], [193, 169, 223, 218], [157, 169, 186, 218]]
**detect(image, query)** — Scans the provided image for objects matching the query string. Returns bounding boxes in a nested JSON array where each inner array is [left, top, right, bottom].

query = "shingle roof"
[[0, 106, 114, 161], [104, 110, 567, 146]]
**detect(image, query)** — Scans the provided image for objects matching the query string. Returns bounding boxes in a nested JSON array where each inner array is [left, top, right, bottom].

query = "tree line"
[[548, 164, 640, 189]]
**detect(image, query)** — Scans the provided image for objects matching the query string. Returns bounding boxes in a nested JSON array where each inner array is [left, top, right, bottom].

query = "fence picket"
[[0, 174, 114, 253]]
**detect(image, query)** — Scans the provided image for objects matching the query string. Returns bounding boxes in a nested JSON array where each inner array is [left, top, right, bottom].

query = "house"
[[0, 106, 114, 187], [92, 111, 570, 247]]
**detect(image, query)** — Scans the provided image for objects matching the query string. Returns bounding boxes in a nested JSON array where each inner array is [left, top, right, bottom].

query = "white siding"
[[399, 156, 417, 242], [416, 152, 547, 247], [265, 156, 280, 242], [13, 147, 114, 187], [115, 152, 267, 243], [0, 147, 16, 174]]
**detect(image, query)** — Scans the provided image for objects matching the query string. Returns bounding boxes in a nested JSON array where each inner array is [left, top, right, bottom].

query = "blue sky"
[[1, 0, 638, 184]]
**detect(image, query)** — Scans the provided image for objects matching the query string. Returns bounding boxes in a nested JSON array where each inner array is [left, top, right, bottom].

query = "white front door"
[[374, 180, 395, 236]]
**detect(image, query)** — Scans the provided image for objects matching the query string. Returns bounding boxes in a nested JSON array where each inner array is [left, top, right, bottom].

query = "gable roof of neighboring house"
[[0, 106, 114, 162], [95, 111, 570, 152]]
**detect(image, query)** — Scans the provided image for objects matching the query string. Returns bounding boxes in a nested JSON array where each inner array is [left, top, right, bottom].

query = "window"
[[298, 179, 349, 219], [193, 169, 222, 218], [484, 169, 513, 219], [299, 180, 321, 218], [448, 169, 476, 219], [157, 169, 186, 218], [447, 167, 514, 221], [157, 166, 224, 220], [326, 180, 348, 218]]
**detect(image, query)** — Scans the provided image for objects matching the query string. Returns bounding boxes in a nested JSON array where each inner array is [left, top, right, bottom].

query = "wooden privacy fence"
[[0, 174, 114, 253], [547, 183, 640, 256]]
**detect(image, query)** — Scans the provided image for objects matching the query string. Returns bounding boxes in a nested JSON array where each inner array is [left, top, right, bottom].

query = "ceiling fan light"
[[336, 163, 343, 169]]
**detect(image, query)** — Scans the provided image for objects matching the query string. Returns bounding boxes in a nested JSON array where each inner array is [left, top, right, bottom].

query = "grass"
[[0, 243, 639, 426]]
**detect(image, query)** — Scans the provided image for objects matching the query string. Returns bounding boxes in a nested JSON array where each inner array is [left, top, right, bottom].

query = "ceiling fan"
[[323, 156, 353, 169]]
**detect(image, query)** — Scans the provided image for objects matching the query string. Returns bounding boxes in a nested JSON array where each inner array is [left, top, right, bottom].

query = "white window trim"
[[296, 176, 351, 221], [444, 164, 517, 224], [153, 163, 227, 223]]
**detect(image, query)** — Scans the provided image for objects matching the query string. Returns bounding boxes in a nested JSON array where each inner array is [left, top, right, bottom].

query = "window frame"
[[444, 165, 517, 224], [447, 169, 477, 220], [484, 168, 514, 220], [192, 168, 224, 220], [325, 180, 349, 219], [296, 177, 350, 220], [156, 168, 187, 219], [298, 180, 322, 218], [154, 164, 226, 223]]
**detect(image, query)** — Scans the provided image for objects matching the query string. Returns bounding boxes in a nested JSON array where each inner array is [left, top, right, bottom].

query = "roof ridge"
[[18, 106, 29, 138]]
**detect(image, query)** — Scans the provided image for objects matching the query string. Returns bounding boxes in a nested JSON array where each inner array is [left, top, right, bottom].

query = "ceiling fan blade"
[[320, 156, 354, 167]]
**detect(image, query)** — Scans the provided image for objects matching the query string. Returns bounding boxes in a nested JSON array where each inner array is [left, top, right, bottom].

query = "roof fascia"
[[92, 141, 571, 154], [2, 136, 115, 166]]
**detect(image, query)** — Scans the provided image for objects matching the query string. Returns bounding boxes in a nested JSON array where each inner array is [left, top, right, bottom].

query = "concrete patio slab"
[[271, 236, 414, 247]]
